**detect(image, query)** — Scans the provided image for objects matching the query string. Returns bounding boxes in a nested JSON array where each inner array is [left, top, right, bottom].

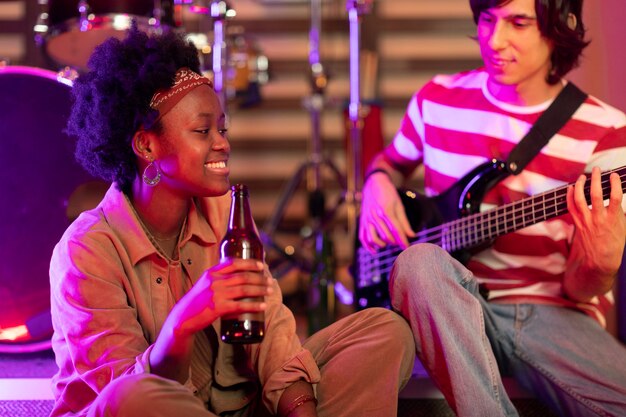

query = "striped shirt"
[[383, 68, 626, 326]]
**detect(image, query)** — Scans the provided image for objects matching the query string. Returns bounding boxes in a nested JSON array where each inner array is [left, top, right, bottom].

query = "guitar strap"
[[506, 82, 588, 175]]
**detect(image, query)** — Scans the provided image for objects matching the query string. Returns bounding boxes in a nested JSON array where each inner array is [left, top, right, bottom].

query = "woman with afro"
[[49, 26, 415, 417]]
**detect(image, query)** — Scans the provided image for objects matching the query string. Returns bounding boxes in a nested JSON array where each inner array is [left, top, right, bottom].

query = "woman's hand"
[[171, 259, 272, 336], [359, 171, 415, 253], [150, 259, 271, 382]]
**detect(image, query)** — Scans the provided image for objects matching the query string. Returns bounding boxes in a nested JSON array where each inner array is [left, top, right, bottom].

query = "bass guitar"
[[353, 159, 626, 309]]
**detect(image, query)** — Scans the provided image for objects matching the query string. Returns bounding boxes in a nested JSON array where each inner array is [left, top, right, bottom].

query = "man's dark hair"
[[469, 0, 590, 84], [67, 26, 201, 192]]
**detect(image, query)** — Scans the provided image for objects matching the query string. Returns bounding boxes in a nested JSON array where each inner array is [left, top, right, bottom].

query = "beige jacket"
[[49, 184, 320, 416]]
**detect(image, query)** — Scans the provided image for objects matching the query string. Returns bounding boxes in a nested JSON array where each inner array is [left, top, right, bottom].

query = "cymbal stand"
[[209, 0, 229, 113], [178, 1, 231, 110], [261, 0, 346, 276], [345, 0, 372, 239]]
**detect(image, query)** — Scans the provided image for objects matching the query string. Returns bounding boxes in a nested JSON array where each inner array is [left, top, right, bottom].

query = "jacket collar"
[[98, 184, 219, 265]]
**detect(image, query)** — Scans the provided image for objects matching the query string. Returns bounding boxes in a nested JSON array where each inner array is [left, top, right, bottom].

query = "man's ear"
[[567, 13, 577, 31]]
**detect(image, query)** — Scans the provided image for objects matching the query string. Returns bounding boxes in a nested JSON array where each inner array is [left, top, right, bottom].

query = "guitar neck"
[[353, 165, 626, 310], [415, 166, 626, 253]]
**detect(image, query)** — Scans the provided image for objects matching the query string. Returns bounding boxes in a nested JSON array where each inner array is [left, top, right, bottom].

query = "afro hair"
[[67, 25, 201, 192]]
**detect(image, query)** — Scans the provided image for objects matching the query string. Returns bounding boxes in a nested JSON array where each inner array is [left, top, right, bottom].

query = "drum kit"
[[0, 0, 372, 352]]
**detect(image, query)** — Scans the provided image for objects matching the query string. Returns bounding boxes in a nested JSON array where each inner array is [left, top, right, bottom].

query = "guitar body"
[[353, 160, 509, 310]]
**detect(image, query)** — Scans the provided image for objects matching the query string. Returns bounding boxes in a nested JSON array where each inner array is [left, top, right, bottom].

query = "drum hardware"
[[179, 1, 233, 110], [78, 0, 89, 31], [345, 0, 373, 240], [210, 0, 229, 111], [180, 0, 237, 17], [229, 33, 268, 108], [57, 65, 80, 83], [262, 0, 374, 308], [185, 31, 212, 73], [35, 0, 180, 72], [33, 0, 49, 46], [183, 1, 267, 108], [0, 66, 106, 353], [260, 0, 347, 282]]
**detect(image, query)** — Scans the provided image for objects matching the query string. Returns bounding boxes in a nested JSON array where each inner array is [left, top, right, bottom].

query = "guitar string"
[[359, 173, 621, 277], [413, 170, 622, 251], [359, 171, 626, 278], [364, 186, 570, 264], [358, 170, 626, 279]]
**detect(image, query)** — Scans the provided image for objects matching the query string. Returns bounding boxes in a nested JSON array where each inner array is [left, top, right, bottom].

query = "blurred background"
[[0, 0, 625, 350]]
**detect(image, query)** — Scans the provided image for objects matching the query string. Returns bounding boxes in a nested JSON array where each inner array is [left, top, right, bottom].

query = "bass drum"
[[0, 66, 107, 353], [39, 0, 180, 71]]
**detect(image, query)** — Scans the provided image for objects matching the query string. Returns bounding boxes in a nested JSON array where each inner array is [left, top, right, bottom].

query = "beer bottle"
[[219, 184, 265, 343]]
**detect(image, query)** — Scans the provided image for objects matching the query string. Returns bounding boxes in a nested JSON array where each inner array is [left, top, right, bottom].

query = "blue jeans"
[[389, 243, 626, 417]]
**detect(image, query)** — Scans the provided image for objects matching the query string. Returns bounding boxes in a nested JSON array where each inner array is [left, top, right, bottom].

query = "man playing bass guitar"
[[358, 0, 626, 416]]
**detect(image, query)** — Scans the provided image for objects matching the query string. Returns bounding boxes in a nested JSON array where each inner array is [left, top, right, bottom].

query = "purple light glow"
[[348, 7, 360, 122]]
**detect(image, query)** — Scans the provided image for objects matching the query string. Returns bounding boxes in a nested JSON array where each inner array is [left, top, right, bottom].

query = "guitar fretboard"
[[357, 166, 626, 284], [427, 182, 568, 252]]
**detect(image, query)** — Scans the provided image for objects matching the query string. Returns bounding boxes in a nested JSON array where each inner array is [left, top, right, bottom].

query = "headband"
[[149, 67, 213, 120]]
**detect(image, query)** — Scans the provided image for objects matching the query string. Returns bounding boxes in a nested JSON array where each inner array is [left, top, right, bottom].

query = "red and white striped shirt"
[[383, 68, 626, 326]]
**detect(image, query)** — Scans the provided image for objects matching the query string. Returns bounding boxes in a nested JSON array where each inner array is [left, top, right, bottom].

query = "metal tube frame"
[[211, 0, 229, 114], [261, 0, 347, 275], [345, 0, 372, 240]]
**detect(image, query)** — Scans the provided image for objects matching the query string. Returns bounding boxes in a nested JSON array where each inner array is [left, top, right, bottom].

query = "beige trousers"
[[89, 308, 415, 417]]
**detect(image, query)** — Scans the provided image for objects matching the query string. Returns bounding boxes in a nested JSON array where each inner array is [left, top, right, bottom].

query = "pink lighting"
[[0, 324, 29, 342]]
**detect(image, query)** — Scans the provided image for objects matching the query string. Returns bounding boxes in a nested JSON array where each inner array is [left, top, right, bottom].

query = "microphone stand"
[[345, 0, 372, 241], [180, 0, 231, 112], [210, 0, 229, 114], [261, 0, 346, 277]]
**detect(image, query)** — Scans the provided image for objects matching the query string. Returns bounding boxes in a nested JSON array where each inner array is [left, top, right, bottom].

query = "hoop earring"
[[142, 160, 161, 186]]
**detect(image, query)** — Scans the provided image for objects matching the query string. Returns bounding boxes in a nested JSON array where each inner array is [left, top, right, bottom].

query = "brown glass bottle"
[[219, 184, 265, 344]]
